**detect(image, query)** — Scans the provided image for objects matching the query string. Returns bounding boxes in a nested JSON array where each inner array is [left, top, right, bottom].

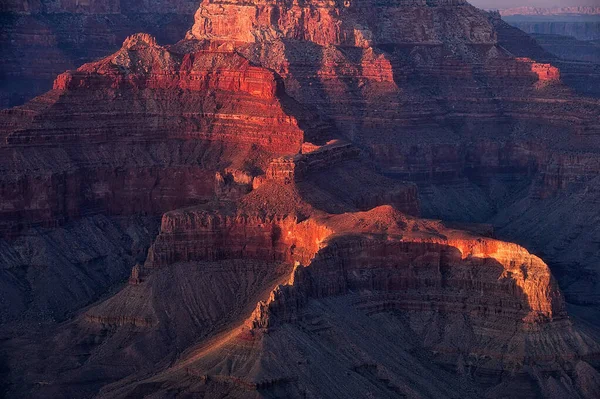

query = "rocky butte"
[[1, 0, 600, 398], [0, 0, 200, 108]]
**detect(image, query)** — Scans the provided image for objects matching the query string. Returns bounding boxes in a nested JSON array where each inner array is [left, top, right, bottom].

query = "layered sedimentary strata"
[[516, 57, 561, 82], [250, 206, 567, 328], [184, 0, 600, 181], [2, 0, 600, 398], [137, 177, 576, 369], [188, 0, 494, 46], [100, 198, 599, 398], [261, 140, 361, 185], [0, 34, 314, 237], [145, 150, 420, 269], [0, 215, 159, 325], [0, 0, 200, 108], [183, 0, 600, 308], [500, 7, 600, 17], [531, 34, 600, 64], [500, 8, 600, 41]]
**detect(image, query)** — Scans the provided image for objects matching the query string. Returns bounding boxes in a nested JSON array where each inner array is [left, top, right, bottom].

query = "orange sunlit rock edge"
[[2, 0, 600, 398]]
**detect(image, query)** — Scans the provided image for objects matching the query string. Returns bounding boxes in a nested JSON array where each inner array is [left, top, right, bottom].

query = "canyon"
[[501, 7, 600, 41], [0, 0, 199, 108], [2, 0, 600, 398]]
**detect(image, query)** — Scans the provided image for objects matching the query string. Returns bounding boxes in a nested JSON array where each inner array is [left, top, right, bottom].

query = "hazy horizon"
[[469, 0, 599, 9]]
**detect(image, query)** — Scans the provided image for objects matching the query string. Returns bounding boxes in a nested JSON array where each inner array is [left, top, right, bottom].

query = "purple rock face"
[[2, 1, 600, 399]]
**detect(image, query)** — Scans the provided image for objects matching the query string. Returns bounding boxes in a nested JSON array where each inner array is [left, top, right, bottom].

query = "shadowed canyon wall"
[[501, 7, 600, 41], [0, 0, 199, 108], [1, 0, 600, 398]]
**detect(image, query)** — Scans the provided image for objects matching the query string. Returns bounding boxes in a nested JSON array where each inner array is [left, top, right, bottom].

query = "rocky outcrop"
[[516, 57, 561, 83], [105, 202, 599, 399], [188, 0, 492, 46], [144, 205, 299, 268], [0, 1, 198, 108], [2, 0, 600, 398], [128, 263, 142, 285], [0, 34, 312, 237], [137, 175, 582, 377], [145, 155, 420, 269], [183, 0, 600, 184], [260, 140, 361, 185], [250, 206, 567, 327]]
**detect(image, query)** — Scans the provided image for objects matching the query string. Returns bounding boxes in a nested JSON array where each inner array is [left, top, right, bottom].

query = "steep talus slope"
[[93, 179, 599, 398], [1, 0, 600, 398], [183, 0, 600, 304], [0, 215, 159, 326], [2, 258, 291, 399]]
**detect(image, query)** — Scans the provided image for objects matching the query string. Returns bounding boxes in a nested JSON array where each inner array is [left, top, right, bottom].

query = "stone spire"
[[129, 263, 142, 285]]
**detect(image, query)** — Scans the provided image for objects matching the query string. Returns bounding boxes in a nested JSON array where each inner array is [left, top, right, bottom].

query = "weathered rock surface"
[[0, 215, 159, 326], [2, 258, 290, 399], [187, 0, 600, 313], [0, 33, 315, 237], [2, 0, 600, 398], [186, 0, 600, 310], [95, 193, 599, 399], [0, 0, 201, 108]]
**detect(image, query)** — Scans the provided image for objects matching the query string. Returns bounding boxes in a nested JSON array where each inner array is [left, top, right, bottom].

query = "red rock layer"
[[249, 206, 566, 328], [516, 57, 561, 82], [2, 1, 600, 397], [0, 34, 315, 237], [134, 182, 591, 391], [0, 3, 197, 108], [183, 0, 600, 191], [188, 0, 491, 47], [142, 173, 565, 333]]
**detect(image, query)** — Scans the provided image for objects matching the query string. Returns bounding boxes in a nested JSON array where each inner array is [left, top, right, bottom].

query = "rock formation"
[[532, 34, 600, 64], [0, 33, 318, 237], [91, 183, 600, 398], [500, 7, 600, 17], [0, 0, 198, 108], [501, 7, 600, 41], [128, 263, 142, 285], [1, 0, 600, 398]]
